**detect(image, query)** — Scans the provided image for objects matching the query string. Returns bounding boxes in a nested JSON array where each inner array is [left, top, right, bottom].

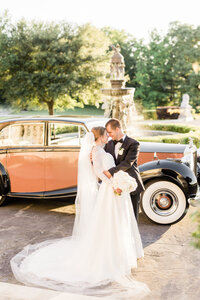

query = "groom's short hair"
[[105, 118, 121, 129]]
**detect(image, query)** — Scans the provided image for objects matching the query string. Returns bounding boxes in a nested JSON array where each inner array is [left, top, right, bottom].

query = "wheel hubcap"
[[150, 189, 178, 216], [157, 195, 172, 209]]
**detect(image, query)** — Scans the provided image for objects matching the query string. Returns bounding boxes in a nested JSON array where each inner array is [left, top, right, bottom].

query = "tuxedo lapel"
[[111, 141, 117, 162], [106, 140, 117, 162], [116, 136, 129, 164]]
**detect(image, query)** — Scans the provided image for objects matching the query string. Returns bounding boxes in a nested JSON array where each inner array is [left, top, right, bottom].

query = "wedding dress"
[[10, 133, 150, 299]]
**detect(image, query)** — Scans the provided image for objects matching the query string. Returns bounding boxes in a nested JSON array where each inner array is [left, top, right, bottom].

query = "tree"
[[167, 22, 200, 108], [133, 30, 176, 109], [0, 11, 12, 107], [133, 23, 200, 110], [0, 18, 110, 114]]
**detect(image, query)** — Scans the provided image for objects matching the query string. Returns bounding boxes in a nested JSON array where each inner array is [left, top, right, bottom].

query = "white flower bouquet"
[[112, 170, 137, 195]]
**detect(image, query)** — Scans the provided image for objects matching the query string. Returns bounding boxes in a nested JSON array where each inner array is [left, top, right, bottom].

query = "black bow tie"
[[113, 139, 123, 145]]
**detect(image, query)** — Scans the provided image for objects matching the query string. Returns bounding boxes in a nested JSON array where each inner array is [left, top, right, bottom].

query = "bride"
[[10, 127, 150, 299]]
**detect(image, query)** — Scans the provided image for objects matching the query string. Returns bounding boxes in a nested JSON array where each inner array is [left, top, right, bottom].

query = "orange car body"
[[0, 117, 189, 197]]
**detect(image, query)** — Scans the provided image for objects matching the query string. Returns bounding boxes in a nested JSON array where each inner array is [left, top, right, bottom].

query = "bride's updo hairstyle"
[[91, 127, 106, 141]]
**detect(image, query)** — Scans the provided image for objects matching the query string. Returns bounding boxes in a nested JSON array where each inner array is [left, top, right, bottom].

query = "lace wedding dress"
[[10, 133, 150, 299]]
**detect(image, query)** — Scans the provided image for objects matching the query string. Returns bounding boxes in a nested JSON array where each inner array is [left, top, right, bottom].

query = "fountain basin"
[[133, 129, 181, 137], [101, 87, 135, 97]]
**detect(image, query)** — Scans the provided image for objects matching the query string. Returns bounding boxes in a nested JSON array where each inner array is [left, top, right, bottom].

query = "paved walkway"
[[0, 282, 100, 300]]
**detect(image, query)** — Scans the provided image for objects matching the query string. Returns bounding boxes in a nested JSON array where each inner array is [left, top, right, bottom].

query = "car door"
[[0, 127, 7, 171], [44, 122, 87, 192], [6, 122, 45, 193]]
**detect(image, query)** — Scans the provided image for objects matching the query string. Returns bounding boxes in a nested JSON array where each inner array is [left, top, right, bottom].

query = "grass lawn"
[[0, 105, 104, 120]]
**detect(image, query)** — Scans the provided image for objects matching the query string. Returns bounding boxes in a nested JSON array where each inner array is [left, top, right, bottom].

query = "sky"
[[1, 0, 200, 41]]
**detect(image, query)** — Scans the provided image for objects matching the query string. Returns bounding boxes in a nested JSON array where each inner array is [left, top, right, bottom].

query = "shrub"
[[156, 106, 181, 119], [138, 124, 200, 147], [139, 123, 193, 133], [191, 210, 200, 250], [142, 110, 157, 120]]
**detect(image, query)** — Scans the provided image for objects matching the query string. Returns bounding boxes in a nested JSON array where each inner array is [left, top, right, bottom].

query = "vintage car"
[[0, 117, 199, 225]]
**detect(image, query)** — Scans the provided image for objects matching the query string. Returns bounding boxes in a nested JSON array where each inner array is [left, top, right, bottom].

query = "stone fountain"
[[101, 45, 137, 131]]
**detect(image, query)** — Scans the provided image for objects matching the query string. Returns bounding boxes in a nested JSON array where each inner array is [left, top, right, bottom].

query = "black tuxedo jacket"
[[104, 136, 145, 195]]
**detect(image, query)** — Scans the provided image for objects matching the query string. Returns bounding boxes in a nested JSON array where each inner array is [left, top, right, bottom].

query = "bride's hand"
[[103, 170, 112, 178], [113, 188, 122, 195]]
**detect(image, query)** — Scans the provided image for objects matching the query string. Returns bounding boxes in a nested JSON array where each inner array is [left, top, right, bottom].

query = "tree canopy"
[[104, 23, 200, 110], [0, 16, 110, 114], [0, 12, 199, 114]]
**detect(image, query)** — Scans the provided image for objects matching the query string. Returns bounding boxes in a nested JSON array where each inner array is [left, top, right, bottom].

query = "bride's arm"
[[92, 148, 111, 184], [108, 141, 140, 176]]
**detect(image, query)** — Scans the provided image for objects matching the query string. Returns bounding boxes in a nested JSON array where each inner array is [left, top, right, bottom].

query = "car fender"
[[0, 163, 10, 195], [139, 159, 198, 198]]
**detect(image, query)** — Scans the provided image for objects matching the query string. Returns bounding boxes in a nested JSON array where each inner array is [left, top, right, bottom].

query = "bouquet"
[[112, 170, 137, 195]]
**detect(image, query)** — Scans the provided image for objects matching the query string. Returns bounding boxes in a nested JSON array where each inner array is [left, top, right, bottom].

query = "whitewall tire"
[[141, 180, 188, 225]]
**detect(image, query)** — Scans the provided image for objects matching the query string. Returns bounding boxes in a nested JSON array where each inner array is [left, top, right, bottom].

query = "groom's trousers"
[[130, 193, 141, 222]]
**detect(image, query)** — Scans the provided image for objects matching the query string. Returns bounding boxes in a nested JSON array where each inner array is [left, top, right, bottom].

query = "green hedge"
[[142, 110, 157, 120], [139, 123, 195, 133], [138, 123, 200, 147]]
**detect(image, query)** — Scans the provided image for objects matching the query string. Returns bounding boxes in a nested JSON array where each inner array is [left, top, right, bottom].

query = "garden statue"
[[178, 94, 194, 121]]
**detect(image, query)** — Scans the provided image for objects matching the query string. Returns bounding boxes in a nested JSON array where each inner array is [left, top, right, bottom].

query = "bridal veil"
[[10, 132, 150, 299]]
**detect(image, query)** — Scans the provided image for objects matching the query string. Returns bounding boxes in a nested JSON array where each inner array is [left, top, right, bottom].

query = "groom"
[[104, 118, 144, 222]]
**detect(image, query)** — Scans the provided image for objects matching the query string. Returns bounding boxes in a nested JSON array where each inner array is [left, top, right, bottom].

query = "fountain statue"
[[101, 45, 137, 131], [178, 94, 194, 121]]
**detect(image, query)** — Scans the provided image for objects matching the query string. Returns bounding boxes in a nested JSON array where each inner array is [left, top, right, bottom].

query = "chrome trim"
[[8, 186, 77, 199], [45, 147, 80, 152], [188, 192, 200, 207], [150, 189, 179, 216], [0, 117, 92, 135], [193, 150, 197, 176], [0, 150, 6, 154], [44, 186, 77, 198], [44, 121, 48, 146], [8, 192, 44, 198], [6, 148, 45, 153], [140, 142, 186, 154], [181, 139, 197, 175], [5, 147, 80, 153]]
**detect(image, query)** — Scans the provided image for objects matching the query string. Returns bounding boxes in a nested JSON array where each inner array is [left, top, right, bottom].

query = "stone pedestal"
[[102, 88, 136, 130]]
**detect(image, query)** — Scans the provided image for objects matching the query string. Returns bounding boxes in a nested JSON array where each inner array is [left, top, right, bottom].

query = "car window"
[[49, 123, 87, 146], [0, 123, 44, 146]]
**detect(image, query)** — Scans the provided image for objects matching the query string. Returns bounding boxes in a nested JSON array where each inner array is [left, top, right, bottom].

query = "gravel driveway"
[[0, 197, 199, 299]]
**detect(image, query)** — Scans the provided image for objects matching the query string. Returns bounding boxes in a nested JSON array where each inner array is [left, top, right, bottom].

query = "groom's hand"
[[103, 170, 112, 179]]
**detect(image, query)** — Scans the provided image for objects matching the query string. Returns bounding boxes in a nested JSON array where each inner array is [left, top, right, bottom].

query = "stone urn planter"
[[156, 106, 181, 119]]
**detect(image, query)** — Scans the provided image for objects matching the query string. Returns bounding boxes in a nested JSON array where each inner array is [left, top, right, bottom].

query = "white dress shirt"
[[114, 134, 126, 158]]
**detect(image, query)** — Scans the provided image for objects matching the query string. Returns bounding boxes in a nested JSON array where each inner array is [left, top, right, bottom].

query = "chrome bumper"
[[188, 192, 200, 207]]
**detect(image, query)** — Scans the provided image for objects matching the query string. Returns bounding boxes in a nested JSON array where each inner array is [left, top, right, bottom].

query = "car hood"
[[140, 142, 186, 153]]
